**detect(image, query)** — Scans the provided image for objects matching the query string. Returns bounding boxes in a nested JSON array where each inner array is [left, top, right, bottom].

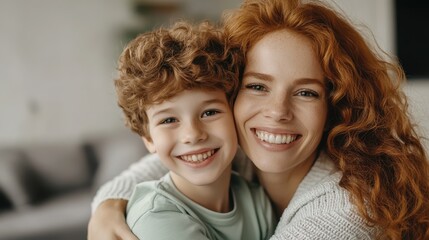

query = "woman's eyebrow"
[[294, 78, 325, 87], [242, 72, 273, 82], [244, 71, 324, 87]]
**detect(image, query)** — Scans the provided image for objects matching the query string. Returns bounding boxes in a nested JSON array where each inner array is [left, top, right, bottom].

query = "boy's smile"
[[177, 148, 218, 164], [143, 89, 238, 188]]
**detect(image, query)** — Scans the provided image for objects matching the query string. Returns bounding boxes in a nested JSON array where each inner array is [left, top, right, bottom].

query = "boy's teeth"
[[255, 130, 297, 144], [180, 150, 215, 162]]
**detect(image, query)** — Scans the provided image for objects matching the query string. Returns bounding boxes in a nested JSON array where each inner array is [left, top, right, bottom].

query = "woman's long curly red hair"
[[223, 0, 429, 238]]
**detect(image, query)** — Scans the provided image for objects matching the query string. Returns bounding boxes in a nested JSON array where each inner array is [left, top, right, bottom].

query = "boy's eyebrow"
[[149, 97, 228, 118], [149, 107, 173, 118], [202, 98, 228, 105]]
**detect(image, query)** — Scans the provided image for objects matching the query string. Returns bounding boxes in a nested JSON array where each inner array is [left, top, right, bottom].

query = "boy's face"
[[143, 89, 238, 187]]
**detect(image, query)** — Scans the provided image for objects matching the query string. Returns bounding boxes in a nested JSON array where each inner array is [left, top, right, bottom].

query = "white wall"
[[404, 81, 429, 151], [0, 0, 136, 146]]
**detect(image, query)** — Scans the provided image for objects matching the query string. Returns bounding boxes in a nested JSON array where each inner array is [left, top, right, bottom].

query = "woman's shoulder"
[[286, 169, 350, 220], [273, 153, 377, 239], [286, 155, 348, 217]]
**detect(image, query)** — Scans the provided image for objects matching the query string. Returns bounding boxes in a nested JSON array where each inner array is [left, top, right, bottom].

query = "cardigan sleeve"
[[91, 153, 168, 213]]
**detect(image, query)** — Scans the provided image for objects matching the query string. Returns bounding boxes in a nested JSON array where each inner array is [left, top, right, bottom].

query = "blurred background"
[[0, 0, 427, 239]]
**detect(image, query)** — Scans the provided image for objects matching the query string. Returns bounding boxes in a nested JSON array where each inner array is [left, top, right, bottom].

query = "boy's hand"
[[87, 199, 138, 240]]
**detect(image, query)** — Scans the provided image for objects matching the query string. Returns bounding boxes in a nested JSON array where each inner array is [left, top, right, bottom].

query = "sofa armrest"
[[0, 149, 44, 210]]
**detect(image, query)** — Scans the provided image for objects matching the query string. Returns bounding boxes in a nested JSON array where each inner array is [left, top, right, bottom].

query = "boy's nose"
[[180, 121, 208, 144]]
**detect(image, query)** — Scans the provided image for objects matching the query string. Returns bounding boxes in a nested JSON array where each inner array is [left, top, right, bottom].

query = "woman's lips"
[[255, 129, 299, 144]]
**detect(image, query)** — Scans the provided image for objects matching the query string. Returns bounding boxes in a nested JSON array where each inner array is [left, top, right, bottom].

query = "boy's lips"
[[177, 148, 219, 163]]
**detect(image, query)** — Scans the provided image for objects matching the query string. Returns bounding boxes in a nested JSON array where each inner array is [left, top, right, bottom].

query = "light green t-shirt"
[[126, 172, 275, 240]]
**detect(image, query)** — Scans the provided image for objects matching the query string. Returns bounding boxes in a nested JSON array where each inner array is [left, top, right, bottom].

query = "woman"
[[88, 0, 429, 239]]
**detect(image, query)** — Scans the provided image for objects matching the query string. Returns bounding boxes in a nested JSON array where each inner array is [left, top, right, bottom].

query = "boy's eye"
[[245, 84, 267, 91], [160, 117, 177, 124], [201, 110, 220, 118]]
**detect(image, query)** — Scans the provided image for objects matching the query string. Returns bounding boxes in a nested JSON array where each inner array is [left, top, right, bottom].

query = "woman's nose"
[[180, 121, 208, 144], [262, 94, 293, 122]]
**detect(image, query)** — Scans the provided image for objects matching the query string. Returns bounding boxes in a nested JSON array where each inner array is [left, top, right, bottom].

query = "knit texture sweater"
[[271, 153, 377, 239], [92, 151, 378, 239]]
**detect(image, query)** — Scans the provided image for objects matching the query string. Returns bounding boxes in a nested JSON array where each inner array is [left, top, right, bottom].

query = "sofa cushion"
[[23, 143, 91, 194], [0, 150, 44, 210]]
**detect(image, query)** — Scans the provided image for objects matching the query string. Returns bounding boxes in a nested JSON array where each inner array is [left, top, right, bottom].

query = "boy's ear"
[[142, 137, 156, 153]]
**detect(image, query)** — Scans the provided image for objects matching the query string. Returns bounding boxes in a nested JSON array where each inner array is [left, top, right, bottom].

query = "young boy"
[[114, 21, 275, 239]]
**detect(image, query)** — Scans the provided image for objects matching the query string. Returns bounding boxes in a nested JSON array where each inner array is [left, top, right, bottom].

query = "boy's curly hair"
[[115, 21, 242, 140]]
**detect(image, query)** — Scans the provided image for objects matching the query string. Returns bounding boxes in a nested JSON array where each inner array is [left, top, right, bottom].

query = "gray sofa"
[[0, 131, 148, 240]]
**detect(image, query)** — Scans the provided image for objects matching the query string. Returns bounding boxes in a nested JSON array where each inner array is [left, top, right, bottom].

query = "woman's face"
[[234, 30, 328, 174]]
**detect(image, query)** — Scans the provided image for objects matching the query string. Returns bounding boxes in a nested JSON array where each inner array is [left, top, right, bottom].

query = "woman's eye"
[[296, 90, 319, 97], [160, 118, 177, 124], [202, 110, 220, 118], [245, 84, 267, 91]]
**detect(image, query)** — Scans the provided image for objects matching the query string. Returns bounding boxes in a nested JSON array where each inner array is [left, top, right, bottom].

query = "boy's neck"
[[170, 166, 232, 213]]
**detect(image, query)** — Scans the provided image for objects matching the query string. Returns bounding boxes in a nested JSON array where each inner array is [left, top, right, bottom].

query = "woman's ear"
[[142, 137, 156, 153]]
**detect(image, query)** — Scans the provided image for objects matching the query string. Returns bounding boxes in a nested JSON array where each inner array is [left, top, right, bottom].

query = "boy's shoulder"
[[126, 173, 186, 214], [126, 176, 212, 239], [126, 174, 205, 228]]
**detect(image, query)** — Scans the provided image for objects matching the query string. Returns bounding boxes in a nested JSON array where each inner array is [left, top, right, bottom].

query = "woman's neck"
[[171, 166, 232, 213], [256, 154, 316, 218]]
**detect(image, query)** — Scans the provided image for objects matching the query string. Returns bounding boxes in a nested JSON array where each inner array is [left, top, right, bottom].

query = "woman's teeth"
[[256, 130, 297, 144], [180, 149, 215, 162]]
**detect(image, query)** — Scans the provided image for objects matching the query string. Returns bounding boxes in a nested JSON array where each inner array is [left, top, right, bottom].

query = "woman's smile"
[[254, 129, 300, 145]]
